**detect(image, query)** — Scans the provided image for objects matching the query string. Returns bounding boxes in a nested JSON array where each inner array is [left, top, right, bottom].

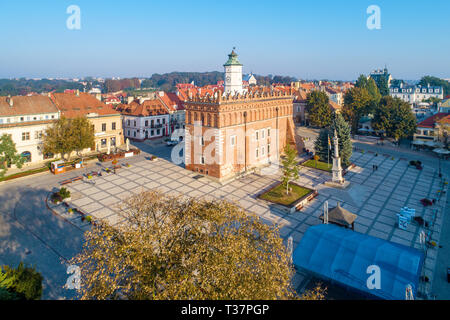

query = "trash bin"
[[447, 267, 450, 283]]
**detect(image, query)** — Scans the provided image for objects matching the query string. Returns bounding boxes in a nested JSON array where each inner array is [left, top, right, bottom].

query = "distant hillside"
[[0, 79, 85, 96], [140, 72, 297, 91]]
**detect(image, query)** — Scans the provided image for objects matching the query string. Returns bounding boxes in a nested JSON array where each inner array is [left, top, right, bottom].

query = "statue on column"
[[332, 130, 344, 184]]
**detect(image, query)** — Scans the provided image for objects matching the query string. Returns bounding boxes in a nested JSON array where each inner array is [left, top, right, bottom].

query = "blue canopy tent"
[[293, 224, 424, 300]]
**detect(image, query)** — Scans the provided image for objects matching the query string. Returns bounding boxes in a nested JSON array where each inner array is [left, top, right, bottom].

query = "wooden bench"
[[72, 176, 83, 182], [60, 179, 72, 185]]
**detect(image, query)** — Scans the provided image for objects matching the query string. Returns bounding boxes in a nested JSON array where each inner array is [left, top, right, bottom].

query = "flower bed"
[[259, 182, 318, 213]]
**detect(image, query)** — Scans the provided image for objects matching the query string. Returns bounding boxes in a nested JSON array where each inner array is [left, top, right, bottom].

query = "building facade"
[[0, 95, 60, 166], [116, 98, 170, 141], [51, 92, 123, 153], [389, 83, 444, 105], [184, 51, 298, 182]]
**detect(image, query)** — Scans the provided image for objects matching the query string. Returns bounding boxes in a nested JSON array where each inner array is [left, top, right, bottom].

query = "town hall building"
[[184, 50, 298, 182]]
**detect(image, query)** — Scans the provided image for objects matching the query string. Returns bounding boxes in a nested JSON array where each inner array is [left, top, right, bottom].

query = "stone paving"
[[60, 150, 448, 297]]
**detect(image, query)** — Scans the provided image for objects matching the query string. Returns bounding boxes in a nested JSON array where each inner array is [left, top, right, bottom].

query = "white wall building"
[[117, 98, 170, 141], [0, 95, 60, 168], [390, 83, 444, 105]]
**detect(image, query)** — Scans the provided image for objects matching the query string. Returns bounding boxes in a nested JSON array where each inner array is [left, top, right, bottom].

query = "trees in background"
[[0, 134, 25, 178], [306, 91, 332, 127], [42, 116, 94, 161], [0, 262, 43, 300], [71, 190, 299, 300], [419, 76, 450, 97], [314, 113, 352, 168], [372, 96, 417, 140]]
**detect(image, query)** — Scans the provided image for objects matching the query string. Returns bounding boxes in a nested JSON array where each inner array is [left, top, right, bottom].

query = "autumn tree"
[[372, 96, 417, 141], [281, 144, 299, 195], [69, 117, 96, 160], [0, 134, 25, 178], [343, 87, 372, 133], [306, 91, 332, 127], [70, 191, 298, 300], [356, 75, 381, 104], [42, 116, 94, 160]]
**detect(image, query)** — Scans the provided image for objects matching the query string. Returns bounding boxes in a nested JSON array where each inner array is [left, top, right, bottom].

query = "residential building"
[[116, 98, 170, 141], [413, 113, 450, 144], [324, 87, 344, 106], [50, 91, 123, 153], [293, 90, 308, 124], [389, 83, 444, 105], [156, 91, 186, 133], [0, 95, 60, 166], [184, 50, 298, 182], [243, 73, 257, 86]]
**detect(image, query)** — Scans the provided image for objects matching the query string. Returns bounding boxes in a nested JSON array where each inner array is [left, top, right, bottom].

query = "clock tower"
[[223, 49, 243, 95]]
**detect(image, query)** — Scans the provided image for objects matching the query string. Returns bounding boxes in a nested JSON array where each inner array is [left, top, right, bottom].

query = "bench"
[[60, 179, 72, 185], [72, 176, 83, 182]]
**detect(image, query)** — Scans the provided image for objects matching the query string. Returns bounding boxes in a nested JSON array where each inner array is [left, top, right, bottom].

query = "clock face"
[[226, 76, 231, 83]]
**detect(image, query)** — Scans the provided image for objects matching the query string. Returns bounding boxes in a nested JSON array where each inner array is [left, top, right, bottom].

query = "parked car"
[[166, 140, 178, 146]]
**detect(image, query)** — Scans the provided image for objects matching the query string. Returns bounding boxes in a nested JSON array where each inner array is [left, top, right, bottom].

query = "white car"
[[166, 140, 178, 146]]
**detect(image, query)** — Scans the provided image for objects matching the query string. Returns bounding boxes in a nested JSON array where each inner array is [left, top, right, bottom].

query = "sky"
[[0, 0, 449, 81]]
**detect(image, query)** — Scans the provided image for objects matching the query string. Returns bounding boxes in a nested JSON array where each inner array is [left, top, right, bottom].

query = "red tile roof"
[[0, 95, 59, 117], [51, 92, 120, 118], [116, 98, 169, 117], [157, 92, 185, 112], [417, 113, 450, 128]]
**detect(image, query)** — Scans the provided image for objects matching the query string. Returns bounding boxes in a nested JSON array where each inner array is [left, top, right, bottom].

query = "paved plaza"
[[0, 141, 448, 299], [59, 148, 448, 297]]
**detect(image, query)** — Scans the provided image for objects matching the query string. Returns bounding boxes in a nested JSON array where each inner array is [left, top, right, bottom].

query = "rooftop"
[[0, 95, 59, 117], [51, 92, 120, 118]]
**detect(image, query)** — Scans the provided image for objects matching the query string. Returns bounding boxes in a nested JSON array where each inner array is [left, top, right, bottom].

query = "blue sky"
[[0, 0, 449, 80]]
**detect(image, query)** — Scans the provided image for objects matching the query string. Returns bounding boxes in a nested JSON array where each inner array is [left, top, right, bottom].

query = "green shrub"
[[59, 187, 71, 200]]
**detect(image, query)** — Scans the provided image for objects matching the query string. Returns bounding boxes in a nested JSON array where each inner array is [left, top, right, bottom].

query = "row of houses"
[[0, 91, 124, 167]]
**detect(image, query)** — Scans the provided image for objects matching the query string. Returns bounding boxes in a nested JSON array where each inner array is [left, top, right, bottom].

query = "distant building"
[[0, 95, 60, 166], [389, 83, 444, 105], [324, 87, 344, 106], [293, 90, 308, 124], [369, 67, 392, 87], [243, 73, 257, 86]]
